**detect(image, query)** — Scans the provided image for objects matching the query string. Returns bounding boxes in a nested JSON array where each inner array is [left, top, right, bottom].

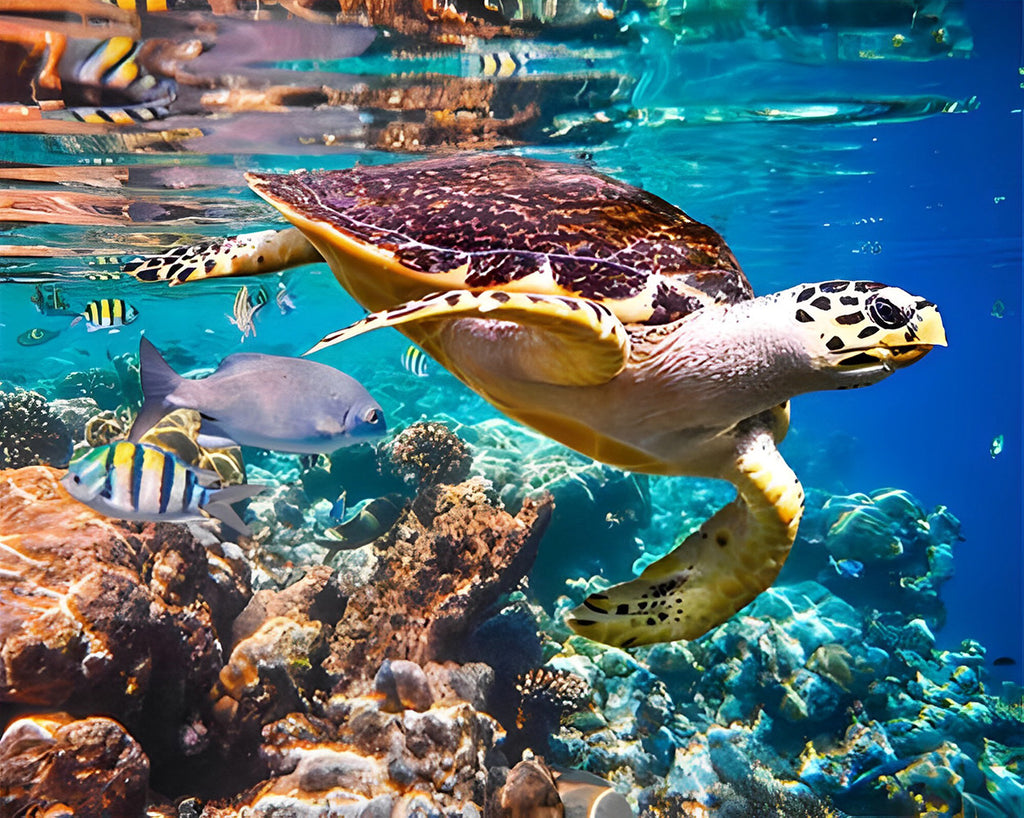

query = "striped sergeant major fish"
[[401, 345, 429, 377], [71, 298, 139, 331], [62, 440, 264, 535]]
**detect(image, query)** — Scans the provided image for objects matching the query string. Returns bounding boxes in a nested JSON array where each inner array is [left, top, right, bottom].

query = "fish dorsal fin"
[[129, 337, 186, 442]]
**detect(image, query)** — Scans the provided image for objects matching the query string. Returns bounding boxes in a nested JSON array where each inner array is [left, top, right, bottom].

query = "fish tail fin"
[[69, 315, 82, 328], [129, 336, 184, 442], [201, 483, 267, 536]]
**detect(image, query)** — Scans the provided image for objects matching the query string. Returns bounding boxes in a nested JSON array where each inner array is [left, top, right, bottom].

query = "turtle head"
[[786, 281, 946, 387]]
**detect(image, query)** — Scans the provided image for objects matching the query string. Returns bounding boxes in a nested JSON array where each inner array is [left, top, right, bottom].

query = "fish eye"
[[364, 408, 383, 425], [868, 297, 908, 329], [71, 474, 81, 484]]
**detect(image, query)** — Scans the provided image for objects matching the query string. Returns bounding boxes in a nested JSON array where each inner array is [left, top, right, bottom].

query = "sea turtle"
[[126, 154, 945, 648]]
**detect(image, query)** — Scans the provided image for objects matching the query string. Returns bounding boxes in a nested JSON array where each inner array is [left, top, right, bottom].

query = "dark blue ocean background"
[[0, 0, 1021, 795]]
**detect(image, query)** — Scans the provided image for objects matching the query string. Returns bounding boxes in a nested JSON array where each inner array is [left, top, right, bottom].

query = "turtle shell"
[[248, 155, 753, 325]]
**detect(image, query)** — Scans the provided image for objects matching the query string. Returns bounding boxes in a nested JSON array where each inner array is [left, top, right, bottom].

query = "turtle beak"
[[837, 301, 946, 371]]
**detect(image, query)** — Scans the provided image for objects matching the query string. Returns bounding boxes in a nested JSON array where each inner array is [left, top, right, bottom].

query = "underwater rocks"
[[327, 477, 553, 696], [542, 536, 1019, 817], [0, 712, 150, 818], [790, 487, 963, 630], [0, 465, 248, 748], [212, 566, 338, 749], [0, 390, 72, 469], [464, 419, 652, 605]]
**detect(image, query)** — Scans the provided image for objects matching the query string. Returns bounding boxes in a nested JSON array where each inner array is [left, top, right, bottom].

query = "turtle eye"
[[868, 297, 908, 329]]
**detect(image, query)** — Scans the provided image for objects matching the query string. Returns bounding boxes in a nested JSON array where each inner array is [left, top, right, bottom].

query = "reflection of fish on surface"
[[61, 440, 264, 534], [129, 337, 386, 454], [17, 327, 61, 346], [71, 298, 139, 331], [1, 0, 179, 127], [401, 345, 429, 377]]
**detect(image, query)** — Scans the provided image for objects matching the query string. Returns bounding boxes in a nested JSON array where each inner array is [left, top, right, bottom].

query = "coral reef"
[[380, 419, 474, 488], [0, 390, 72, 468], [0, 406, 1017, 818], [788, 487, 963, 630], [0, 437, 574, 814], [0, 466, 249, 778], [0, 713, 150, 818], [465, 418, 653, 604], [54, 367, 124, 411], [535, 484, 1017, 818], [326, 477, 554, 697]]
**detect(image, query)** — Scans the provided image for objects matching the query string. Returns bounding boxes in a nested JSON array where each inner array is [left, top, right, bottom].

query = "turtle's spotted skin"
[[124, 154, 946, 649], [247, 155, 751, 324]]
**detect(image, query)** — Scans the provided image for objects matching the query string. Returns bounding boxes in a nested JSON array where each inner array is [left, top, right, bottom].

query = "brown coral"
[[0, 712, 150, 818], [326, 479, 553, 697], [0, 466, 248, 750]]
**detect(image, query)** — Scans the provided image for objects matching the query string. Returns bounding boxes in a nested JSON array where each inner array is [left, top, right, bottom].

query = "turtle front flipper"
[[567, 415, 804, 648], [306, 289, 631, 387], [124, 227, 321, 285]]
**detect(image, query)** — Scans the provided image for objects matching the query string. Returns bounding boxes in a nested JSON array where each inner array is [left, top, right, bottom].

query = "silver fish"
[[129, 337, 386, 454]]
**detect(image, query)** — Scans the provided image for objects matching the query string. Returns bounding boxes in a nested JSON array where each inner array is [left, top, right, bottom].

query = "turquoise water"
[[1, 0, 1021, 813]]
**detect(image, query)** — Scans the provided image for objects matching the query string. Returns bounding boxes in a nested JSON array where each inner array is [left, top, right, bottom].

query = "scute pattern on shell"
[[250, 155, 753, 324]]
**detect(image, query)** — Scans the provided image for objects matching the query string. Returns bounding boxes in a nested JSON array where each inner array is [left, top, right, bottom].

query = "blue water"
[[0, 0, 1021, 792]]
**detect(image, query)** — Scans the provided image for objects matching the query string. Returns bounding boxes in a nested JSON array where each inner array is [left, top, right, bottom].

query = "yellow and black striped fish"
[[401, 345, 429, 377], [62, 440, 263, 534], [468, 50, 532, 78], [72, 298, 139, 331]]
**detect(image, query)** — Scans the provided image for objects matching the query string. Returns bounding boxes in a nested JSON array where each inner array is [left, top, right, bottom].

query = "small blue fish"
[[329, 491, 348, 524], [401, 345, 429, 377], [62, 441, 264, 534], [829, 554, 864, 578], [71, 299, 139, 332], [17, 327, 61, 346]]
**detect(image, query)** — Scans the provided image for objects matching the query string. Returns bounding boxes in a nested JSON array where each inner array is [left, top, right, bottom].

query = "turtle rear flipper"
[[306, 289, 631, 387], [124, 227, 320, 284], [567, 418, 804, 647]]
